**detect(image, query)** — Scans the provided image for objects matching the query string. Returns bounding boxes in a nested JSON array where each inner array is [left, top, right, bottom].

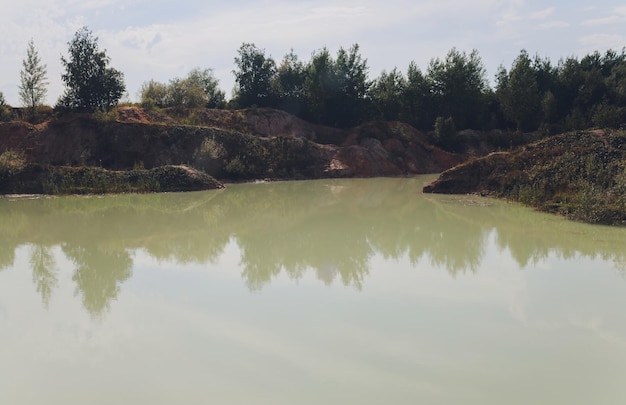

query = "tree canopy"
[[18, 39, 48, 112], [232, 43, 277, 108], [140, 68, 225, 109], [57, 27, 125, 112], [227, 43, 626, 135], [427, 48, 488, 130], [2, 28, 625, 137]]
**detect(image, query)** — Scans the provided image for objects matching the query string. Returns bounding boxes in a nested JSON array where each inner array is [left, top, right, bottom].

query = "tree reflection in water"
[[0, 245, 15, 272], [29, 244, 58, 308], [0, 177, 625, 317], [63, 244, 132, 319]]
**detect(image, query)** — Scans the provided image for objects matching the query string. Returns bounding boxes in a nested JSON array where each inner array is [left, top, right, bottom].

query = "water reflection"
[[63, 244, 132, 318], [1, 177, 625, 317], [29, 244, 57, 308]]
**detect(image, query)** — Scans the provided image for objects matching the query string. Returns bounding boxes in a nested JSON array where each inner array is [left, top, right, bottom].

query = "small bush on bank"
[[0, 150, 26, 175]]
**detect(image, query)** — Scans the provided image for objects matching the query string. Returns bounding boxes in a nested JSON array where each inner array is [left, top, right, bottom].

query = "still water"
[[1, 176, 626, 404]]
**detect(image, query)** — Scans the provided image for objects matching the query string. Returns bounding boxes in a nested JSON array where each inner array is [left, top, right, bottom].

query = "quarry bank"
[[0, 106, 462, 193], [2, 106, 625, 225]]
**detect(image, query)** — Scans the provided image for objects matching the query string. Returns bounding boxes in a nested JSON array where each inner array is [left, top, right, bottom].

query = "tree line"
[[2, 26, 626, 136], [222, 43, 626, 135]]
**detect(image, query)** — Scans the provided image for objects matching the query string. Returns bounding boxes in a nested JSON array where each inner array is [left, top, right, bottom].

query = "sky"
[[1, 0, 625, 106]]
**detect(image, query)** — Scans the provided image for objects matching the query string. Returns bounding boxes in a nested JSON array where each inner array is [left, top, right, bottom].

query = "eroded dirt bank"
[[0, 107, 463, 194]]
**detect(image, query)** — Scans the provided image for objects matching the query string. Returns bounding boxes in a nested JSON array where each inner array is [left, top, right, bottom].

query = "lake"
[[1, 176, 626, 404]]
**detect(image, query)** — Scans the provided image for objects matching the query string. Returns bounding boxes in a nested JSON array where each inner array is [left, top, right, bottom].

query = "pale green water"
[[1, 176, 626, 404]]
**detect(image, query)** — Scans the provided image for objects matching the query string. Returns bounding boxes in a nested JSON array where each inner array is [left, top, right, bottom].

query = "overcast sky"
[[1, 0, 625, 106]]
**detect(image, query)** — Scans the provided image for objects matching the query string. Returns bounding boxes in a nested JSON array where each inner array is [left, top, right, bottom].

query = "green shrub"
[[140, 98, 157, 111], [224, 156, 246, 178], [93, 108, 119, 122], [434, 116, 458, 150], [0, 150, 26, 174]]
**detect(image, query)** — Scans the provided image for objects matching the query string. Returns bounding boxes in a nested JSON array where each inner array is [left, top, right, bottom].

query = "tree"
[[0, 91, 10, 121], [541, 90, 558, 131], [332, 44, 370, 127], [370, 68, 406, 121], [186, 68, 226, 108], [303, 45, 370, 127], [139, 79, 168, 108], [400, 62, 432, 129], [19, 40, 48, 113], [497, 50, 541, 131], [427, 48, 489, 129], [232, 43, 277, 108], [57, 27, 125, 112], [303, 47, 336, 125], [139, 68, 226, 109], [434, 115, 458, 150], [606, 62, 626, 106], [274, 50, 307, 115], [166, 77, 206, 108]]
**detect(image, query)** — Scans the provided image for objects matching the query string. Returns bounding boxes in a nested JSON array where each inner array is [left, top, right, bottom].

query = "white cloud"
[[1, 0, 622, 105], [99, 0, 504, 99], [539, 21, 570, 29], [530, 7, 555, 20], [578, 33, 626, 52], [582, 16, 623, 26], [582, 4, 626, 26]]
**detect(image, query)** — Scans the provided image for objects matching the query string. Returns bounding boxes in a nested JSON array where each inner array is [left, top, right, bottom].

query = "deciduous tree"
[[18, 39, 48, 113], [139, 80, 168, 108], [233, 43, 277, 108], [186, 68, 226, 108], [274, 50, 306, 115], [140, 68, 225, 109], [57, 27, 125, 112]]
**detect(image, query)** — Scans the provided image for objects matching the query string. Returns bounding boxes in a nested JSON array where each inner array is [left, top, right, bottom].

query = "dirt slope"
[[424, 129, 626, 225], [0, 107, 463, 183]]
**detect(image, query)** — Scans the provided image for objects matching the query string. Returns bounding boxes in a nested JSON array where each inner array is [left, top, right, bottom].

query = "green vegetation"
[[232, 43, 278, 109], [0, 29, 625, 223], [424, 130, 626, 225], [434, 116, 458, 150], [0, 164, 222, 195], [0, 92, 10, 121], [227, 44, 626, 141], [231, 43, 370, 128], [139, 68, 225, 109], [0, 150, 26, 175], [1, 28, 624, 136], [18, 39, 48, 115], [57, 27, 125, 112]]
